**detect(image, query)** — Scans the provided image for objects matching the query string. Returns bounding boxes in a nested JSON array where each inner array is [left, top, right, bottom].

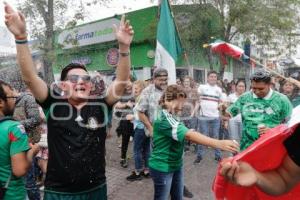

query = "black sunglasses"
[[66, 74, 91, 83], [6, 96, 18, 99], [6, 96, 21, 104]]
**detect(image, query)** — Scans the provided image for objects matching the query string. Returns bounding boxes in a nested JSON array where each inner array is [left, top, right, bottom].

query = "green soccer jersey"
[[149, 109, 189, 172], [227, 90, 292, 151], [0, 119, 30, 200]]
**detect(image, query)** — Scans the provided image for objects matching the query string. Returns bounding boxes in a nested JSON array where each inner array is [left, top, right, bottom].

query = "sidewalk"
[[106, 135, 222, 200]]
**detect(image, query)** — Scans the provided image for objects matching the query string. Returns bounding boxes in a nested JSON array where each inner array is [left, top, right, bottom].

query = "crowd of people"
[[1, 2, 300, 200]]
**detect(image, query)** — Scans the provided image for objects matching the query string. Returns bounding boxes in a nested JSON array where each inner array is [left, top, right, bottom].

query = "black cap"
[[250, 69, 271, 83], [60, 63, 87, 81], [153, 68, 168, 78]]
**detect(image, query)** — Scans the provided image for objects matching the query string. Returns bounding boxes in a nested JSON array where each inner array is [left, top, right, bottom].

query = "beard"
[[3, 106, 14, 116]]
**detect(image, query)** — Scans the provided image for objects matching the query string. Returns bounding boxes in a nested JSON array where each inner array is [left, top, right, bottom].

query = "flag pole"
[[166, 0, 193, 77], [242, 55, 300, 88]]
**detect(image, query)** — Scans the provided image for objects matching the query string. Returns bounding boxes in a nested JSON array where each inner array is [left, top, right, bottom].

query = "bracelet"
[[15, 39, 28, 44], [15, 34, 28, 40], [119, 50, 130, 57]]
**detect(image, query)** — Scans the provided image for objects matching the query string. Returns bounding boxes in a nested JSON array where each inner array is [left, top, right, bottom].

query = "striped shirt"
[[198, 84, 223, 117]]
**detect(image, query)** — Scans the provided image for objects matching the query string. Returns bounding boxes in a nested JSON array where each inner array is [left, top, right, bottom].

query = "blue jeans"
[[134, 128, 150, 172], [183, 116, 198, 130], [150, 167, 184, 200], [26, 158, 40, 200], [196, 116, 221, 159]]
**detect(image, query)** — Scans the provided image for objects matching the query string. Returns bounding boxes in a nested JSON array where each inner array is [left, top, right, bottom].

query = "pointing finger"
[[4, 1, 15, 14]]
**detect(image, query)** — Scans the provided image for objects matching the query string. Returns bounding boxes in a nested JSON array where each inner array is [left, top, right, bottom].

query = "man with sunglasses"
[[226, 69, 292, 151], [4, 2, 133, 200]]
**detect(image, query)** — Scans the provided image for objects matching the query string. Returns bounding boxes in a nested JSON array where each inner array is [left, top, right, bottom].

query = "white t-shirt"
[[228, 93, 239, 103], [198, 84, 223, 118]]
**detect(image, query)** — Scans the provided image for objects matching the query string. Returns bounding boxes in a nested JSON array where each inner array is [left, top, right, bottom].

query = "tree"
[[172, 0, 300, 78], [172, 3, 223, 71], [17, 0, 113, 84]]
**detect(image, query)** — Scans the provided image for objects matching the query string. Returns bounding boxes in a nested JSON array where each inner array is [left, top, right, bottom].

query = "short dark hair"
[[250, 69, 271, 84], [0, 80, 12, 101], [60, 63, 88, 81], [207, 70, 218, 77]]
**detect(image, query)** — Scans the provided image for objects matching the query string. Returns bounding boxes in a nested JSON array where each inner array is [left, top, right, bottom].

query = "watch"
[[119, 51, 130, 57]]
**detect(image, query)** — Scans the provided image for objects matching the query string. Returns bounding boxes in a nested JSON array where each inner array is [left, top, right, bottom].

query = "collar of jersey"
[[252, 89, 273, 100]]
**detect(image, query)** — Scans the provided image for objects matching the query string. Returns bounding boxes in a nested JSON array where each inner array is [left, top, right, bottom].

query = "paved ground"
[[105, 122, 229, 200]]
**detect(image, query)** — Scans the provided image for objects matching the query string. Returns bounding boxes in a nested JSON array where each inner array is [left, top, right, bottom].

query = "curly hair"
[[159, 84, 187, 109]]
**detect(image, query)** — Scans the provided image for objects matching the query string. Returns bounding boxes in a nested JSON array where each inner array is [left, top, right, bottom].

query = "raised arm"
[[4, 2, 48, 102], [105, 15, 134, 105]]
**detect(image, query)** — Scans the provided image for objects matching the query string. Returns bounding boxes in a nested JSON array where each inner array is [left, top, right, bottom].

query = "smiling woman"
[[149, 84, 239, 200]]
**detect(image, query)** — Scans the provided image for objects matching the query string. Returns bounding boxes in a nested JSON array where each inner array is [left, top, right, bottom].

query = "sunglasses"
[[6, 96, 21, 104], [66, 75, 91, 83]]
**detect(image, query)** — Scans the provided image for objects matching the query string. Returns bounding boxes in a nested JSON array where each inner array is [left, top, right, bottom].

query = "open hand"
[[218, 140, 239, 153], [4, 2, 27, 39]]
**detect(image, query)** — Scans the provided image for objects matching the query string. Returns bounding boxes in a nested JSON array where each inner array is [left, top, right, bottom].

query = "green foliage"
[[172, 0, 300, 44], [172, 4, 223, 54]]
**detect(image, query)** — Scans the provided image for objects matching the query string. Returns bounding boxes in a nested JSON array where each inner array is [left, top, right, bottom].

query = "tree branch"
[[228, 30, 239, 42]]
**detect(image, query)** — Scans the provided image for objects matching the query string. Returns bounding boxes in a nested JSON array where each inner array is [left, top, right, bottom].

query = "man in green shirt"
[[0, 80, 39, 200], [227, 70, 292, 151]]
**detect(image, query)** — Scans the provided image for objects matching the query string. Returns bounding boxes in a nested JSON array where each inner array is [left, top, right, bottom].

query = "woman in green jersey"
[[149, 84, 239, 200]]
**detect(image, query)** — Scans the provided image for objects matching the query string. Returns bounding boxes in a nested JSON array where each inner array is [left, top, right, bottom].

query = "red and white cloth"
[[212, 123, 300, 200]]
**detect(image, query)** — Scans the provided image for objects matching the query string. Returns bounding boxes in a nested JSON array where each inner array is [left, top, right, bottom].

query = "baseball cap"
[[153, 68, 168, 78], [250, 69, 271, 82]]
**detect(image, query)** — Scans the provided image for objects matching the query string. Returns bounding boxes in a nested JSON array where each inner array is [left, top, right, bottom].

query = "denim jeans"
[[183, 116, 198, 130], [26, 158, 40, 200], [196, 116, 221, 159], [150, 167, 184, 200], [228, 114, 242, 142], [134, 128, 150, 172], [183, 117, 198, 149]]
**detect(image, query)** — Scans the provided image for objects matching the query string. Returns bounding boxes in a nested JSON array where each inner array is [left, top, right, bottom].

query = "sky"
[[80, 0, 158, 25], [0, 0, 158, 53], [0, 0, 158, 26]]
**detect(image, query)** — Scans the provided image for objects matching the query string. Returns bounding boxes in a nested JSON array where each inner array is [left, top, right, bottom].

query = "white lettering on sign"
[[58, 18, 120, 49]]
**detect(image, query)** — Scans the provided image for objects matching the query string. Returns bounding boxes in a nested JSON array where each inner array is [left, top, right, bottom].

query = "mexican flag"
[[209, 40, 244, 65], [210, 40, 244, 59], [155, 0, 183, 84]]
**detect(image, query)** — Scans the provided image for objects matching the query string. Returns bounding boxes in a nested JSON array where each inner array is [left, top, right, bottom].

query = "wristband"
[[119, 50, 130, 57], [15, 34, 28, 40], [15, 39, 28, 44]]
